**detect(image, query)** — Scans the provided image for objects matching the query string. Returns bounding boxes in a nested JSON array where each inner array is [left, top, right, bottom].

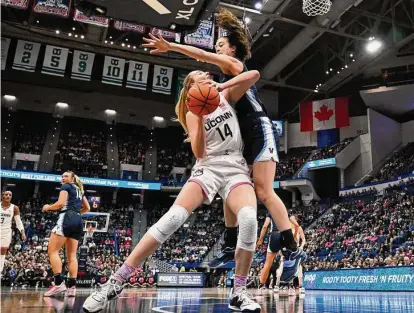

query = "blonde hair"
[[174, 72, 195, 142], [66, 171, 85, 194]]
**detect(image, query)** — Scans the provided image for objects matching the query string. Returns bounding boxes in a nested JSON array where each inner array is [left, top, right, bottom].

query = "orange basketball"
[[187, 83, 220, 116]]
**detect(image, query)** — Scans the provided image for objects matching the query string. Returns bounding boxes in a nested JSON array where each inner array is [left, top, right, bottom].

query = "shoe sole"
[[228, 304, 261, 312], [83, 306, 104, 313], [44, 290, 67, 297]]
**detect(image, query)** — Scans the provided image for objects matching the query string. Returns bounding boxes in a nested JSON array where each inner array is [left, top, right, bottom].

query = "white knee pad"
[[236, 206, 258, 252], [148, 205, 189, 244]]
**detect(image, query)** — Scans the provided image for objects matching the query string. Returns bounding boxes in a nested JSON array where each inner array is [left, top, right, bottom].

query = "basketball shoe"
[[229, 287, 261, 312], [44, 282, 67, 297], [280, 248, 307, 282], [83, 276, 125, 313]]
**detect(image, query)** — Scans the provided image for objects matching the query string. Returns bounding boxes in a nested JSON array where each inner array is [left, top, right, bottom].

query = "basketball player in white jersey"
[[84, 70, 262, 313], [1, 191, 26, 274]]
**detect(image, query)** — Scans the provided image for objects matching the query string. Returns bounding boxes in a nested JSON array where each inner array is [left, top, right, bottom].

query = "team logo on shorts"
[[192, 168, 204, 177]]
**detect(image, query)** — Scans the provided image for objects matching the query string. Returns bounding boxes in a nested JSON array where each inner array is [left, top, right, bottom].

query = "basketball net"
[[83, 226, 95, 246], [147, 256, 178, 273], [303, 0, 332, 16]]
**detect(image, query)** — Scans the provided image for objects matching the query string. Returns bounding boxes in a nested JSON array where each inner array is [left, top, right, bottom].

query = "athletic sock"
[[114, 263, 136, 283], [280, 229, 298, 251], [54, 273, 64, 286], [234, 274, 248, 293], [67, 278, 76, 288], [0, 255, 5, 273], [224, 226, 238, 248]]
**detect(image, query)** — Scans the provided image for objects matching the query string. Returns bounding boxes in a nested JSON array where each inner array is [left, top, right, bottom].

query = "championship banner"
[[126, 61, 149, 90], [304, 266, 414, 291], [175, 69, 189, 103], [152, 65, 173, 95], [12, 40, 41, 72], [42, 45, 69, 77], [114, 21, 145, 34], [1, 38, 11, 71], [102, 56, 125, 86], [74, 9, 109, 27], [184, 18, 215, 49], [1, 0, 30, 10], [150, 28, 181, 43], [33, 0, 71, 17], [71, 50, 95, 81], [218, 27, 228, 38]]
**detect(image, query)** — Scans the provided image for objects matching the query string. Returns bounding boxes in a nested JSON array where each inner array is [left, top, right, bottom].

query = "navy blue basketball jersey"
[[219, 64, 268, 118], [61, 183, 83, 213], [267, 212, 278, 232]]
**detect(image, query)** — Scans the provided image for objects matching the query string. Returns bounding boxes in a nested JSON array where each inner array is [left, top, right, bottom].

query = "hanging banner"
[[150, 28, 181, 43], [41, 45, 69, 77], [152, 65, 173, 95], [1, 0, 29, 10], [218, 27, 228, 39], [175, 69, 189, 103], [102, 56, 125, 86], [71, 50, 95, 81], [74, 9, 109, 27], [184, 18, 214, 50], [126, 61, 149, 90], [12, 40, 41, 72], [114, 21, 145, 34], [1, 38, 11, 71], [33, 0, 71, 17]]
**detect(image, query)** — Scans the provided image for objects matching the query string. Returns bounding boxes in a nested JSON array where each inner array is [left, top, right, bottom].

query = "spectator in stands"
[[310, 137, 356, 161]]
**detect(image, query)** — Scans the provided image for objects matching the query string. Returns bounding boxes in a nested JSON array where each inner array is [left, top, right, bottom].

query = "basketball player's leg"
[[65, 237, 79, 295], [259, 252, 276, 287], [83, 181, 206, 312], [0, 247, 8, 274], [225, 183, 261, 311], [44, 233, 67, 297]]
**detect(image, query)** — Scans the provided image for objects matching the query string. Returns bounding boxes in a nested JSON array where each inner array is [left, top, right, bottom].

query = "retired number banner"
[[102, 56, 125, 86], [71, 50, 95, 81], [152, 65, 173, 95], [12, 40, 41, 72], [126, 61, 149, 90], [42, 45, 69, 77]]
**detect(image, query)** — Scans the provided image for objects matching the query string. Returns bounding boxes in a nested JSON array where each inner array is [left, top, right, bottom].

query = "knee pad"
[[148, 205, 189, 244], [236, 206, 258, 251]]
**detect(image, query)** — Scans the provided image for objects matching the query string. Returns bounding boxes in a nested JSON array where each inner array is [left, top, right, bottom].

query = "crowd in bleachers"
[[117, 124, 148, 165], [310, 137, 356, 161], [54, 118, 107, 178], [340, 187, 377, 198], [369, 142, 414, 183], [276, 147, 313, 179], [304, 184, 414, 270]]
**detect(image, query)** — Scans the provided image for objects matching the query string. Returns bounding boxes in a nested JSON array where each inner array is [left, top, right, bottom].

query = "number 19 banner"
[[152, 65, 173, 95], [71, 50, 95, 81]]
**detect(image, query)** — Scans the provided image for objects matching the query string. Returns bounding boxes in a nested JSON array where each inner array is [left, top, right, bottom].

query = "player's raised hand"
[[142, 33, 171, 54], [199, 79, 223, 92]]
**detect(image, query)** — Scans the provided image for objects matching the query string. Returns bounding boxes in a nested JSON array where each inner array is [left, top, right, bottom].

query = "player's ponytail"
[[174, 72, 194, 142], [216, 9, 251, 61], [73, 174, 85, 195]]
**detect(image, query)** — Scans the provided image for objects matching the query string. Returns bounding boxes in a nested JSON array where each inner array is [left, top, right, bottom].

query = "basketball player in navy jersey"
[[43, 171, 90, 297], [84, 71, 262, 312], [142, 9, 305, 281]]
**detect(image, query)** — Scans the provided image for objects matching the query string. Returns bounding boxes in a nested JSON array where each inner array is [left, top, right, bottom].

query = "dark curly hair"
[[216, 9, 251, 62]]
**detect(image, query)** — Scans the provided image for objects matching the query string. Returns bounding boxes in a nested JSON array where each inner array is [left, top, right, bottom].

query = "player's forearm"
[[48, 202, 65, 211], [191, 119, 206, 159], [170, 43, 209, 62], [221, 70, 260, 90], [80, 206, 90, 215]]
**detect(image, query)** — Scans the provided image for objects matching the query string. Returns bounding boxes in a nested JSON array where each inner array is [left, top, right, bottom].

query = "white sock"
[[0, 255, 5, 273]]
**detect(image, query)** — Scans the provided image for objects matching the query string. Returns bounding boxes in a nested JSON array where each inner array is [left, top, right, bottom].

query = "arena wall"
[[402, 120, 414, 145]]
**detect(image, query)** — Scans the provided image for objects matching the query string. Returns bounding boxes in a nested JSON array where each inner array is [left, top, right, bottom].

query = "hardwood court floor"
[[1, 287, 413, 313]]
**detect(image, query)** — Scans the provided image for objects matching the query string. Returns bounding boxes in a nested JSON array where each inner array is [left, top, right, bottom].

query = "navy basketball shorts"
[[52, 210, 83, 241], [240, 115, 280, 165]]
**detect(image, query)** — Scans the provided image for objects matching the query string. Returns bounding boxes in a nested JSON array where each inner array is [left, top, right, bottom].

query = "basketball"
[[187, 83, 220, 116]]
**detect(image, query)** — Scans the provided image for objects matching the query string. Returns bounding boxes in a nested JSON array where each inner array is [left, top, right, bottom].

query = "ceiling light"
[[81, 35, 85, 39], [36, 20, 39, 23], [326, 71, 329, 74], [3, 95, 16, 101], [105, 40, 108, 43], [133, 46, 136, 49], [56, 102, 68, 108], [365, 39, 382, 54], [314, 89, 318, 93], [263, 34, 270, 37], [68, 33, 72, 37], [127, 45, 130, 48], [122, 43, 125, 47], [55, 30, 60, 34], [330, 68, 333, 71], [254, 2, 263, 9], [72, 27, 76, 31], [349, 53, 353, 57], [75, 34, 78, 38], [105, 109, 116, 115], [110, 41, 114, 45], [126, 38, 128, 42], [244, 16, 251, 24], [153, 116, 164, 122]]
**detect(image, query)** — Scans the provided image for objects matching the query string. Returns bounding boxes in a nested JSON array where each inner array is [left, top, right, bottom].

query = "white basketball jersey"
[[203, 93, 243, 156], [0, 204, 14, 234]]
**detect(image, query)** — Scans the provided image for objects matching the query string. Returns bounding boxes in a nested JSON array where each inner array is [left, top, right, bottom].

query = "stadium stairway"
[[294, 149, 317, 179], [132, 206, 147, 247], [39, 116, 63, 172], [106, 125, 120, 179]]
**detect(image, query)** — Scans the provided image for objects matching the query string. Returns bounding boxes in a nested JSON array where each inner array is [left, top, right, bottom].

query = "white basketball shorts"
[[188, 153, 253, 204], [0, 230, 12, 249]]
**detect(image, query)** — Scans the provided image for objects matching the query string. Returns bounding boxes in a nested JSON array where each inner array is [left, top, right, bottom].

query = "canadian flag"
[[300, 97, 349, 132]]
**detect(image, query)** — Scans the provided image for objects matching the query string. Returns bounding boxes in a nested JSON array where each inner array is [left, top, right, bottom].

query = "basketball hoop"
[[303, 0, 332, 16]]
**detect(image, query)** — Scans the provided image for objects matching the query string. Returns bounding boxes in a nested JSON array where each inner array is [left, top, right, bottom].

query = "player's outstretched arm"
[[80, 196, 91, 215], [221, 70, 260, 105], [142, 34, 243, 75]]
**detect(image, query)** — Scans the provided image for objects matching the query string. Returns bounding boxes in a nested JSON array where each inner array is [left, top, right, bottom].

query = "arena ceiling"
[[2, 0, 414, 121]]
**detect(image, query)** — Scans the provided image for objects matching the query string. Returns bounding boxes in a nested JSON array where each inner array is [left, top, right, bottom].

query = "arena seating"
[[310, 137, 356, 161], [53, 117, 108, 177], [304, 180, 414, 270], [368, 142, 414, 183], [117, 124, 148, 165], [276, 147, 313, 179]]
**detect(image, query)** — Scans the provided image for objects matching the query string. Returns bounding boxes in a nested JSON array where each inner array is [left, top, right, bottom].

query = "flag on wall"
[[300, 97, 349, 132], [1, 38, 11, 70], [42, 45, 69, 76], [12, 40, 41, 72], [152, 65, 173, 95], [126, 61, 149, 90], [71, 50, 95, 81], [102, 56, 125, 86]]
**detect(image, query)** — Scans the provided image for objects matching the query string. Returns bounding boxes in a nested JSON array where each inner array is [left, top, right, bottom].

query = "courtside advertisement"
[[304, 266, 414, 291], [157, 273, 204, 287]]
